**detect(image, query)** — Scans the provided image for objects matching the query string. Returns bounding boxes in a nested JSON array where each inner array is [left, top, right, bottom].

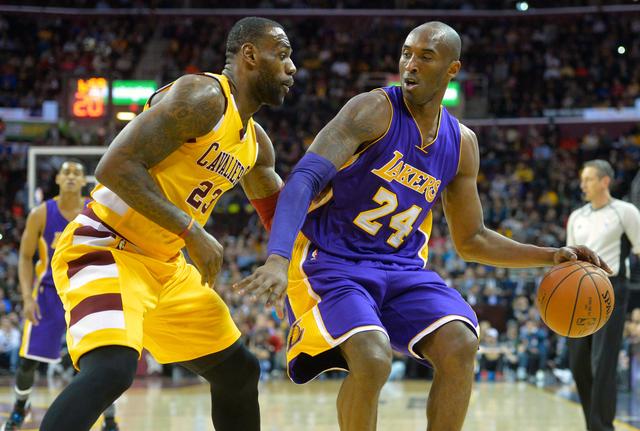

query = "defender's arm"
[[95, 74, 225, 236]]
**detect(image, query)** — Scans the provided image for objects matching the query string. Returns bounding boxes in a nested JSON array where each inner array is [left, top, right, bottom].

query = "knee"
[[203, 345, 260, 396], [343, 331, 392, 387], [19, 358, 39, 374], [422, 323, 478, 373], [78, 347, 137, 396], [99, 362, 136, 396]]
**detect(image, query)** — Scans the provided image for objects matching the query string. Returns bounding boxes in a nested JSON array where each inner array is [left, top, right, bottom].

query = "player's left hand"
[[553, 245, 613, 274], [233, 254, 290, 318]]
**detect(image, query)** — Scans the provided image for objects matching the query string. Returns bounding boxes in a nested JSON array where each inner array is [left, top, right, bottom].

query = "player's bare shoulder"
[[27, 202, 47, 227], [340, 90, 392, 140], [153, 74, 226, 138], [456, 123, 480, 176], [308, 90, 392, 166]]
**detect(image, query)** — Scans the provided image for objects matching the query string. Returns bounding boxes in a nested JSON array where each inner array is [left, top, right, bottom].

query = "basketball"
[[536, 261, 614, 338]]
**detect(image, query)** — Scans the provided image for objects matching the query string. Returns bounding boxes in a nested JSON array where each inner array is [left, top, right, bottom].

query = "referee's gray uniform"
[[566, 198, 640, 431]]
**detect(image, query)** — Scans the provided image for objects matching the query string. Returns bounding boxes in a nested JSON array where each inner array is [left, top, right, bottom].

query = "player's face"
[[255, 27, 296, 106], [580, 166, 608, 202], [399, 30, 460, 106], [56, 162, 86, 193]]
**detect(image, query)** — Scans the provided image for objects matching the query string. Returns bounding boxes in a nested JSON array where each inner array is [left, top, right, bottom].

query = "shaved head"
[[411, 21, 461, 62]]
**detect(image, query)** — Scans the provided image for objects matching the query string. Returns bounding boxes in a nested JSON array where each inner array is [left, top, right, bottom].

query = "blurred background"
[[0, 0, 639, 415]]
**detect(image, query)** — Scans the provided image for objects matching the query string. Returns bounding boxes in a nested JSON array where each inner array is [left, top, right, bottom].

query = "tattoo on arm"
[[95, 74, 225, 234], [308, 90, 391, 169]]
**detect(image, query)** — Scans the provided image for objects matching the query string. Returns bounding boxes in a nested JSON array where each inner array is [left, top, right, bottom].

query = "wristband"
[[178, 217, 195, 238]]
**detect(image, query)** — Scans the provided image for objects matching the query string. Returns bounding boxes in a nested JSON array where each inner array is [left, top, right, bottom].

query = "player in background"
[[3, 160, 119, 431], [237, 22, 609, 431]]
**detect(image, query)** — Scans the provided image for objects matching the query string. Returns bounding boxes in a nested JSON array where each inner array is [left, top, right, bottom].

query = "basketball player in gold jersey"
[[40, 17, 296, 430]]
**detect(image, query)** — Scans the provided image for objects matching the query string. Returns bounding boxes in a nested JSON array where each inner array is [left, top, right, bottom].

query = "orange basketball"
[[536, 261, 614, 338]]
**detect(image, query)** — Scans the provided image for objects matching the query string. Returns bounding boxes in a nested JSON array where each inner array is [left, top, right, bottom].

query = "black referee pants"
[[568, 276, 629, 431]]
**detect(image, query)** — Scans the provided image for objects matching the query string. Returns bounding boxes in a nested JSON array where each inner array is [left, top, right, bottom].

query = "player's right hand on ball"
[[23, 296, 41, 325], [234, 254, 289, 318], [184, 223, 224, 288]]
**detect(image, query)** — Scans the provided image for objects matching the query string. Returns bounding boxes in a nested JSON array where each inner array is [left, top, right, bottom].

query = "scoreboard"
[[69, 78, 156, 120], [70, 77, 108, 119]]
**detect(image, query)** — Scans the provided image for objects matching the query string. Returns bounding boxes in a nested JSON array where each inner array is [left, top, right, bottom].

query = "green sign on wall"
[[112, 80, 157, 106]]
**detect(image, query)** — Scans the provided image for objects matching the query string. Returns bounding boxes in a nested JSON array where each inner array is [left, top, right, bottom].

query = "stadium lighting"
[[116, 111, 137, 121], [516, 1, 529, 11], [618, 46, 626, 54]]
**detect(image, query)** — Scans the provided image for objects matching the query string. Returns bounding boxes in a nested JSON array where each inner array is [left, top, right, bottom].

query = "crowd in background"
[[0, 12, 638, 119], [0, 8, 640, 388]]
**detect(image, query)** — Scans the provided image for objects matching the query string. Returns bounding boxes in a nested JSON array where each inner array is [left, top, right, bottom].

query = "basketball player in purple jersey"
[[236, 22, 610, 430], [3, 160, 118, 431]]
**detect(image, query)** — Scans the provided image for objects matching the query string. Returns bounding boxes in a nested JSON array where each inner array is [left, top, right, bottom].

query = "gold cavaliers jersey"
[[89, 73, 258, 260]]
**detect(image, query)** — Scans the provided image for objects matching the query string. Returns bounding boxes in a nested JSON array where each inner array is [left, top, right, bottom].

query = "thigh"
[[285, 243, 388, 383], [19, 284, 66, 363], [143, 256, 241, 364], [52, 228, 160, 369], [381, 269, 479, 362]]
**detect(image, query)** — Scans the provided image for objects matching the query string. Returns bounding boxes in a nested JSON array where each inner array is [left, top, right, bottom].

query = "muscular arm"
[[307, 90, 391, 168], [442, 124, 557, 267], [240, 123, 283, 200], [267, 90, 391, 258], [94, 74, 225, 235], [18, 205, 45, 300]]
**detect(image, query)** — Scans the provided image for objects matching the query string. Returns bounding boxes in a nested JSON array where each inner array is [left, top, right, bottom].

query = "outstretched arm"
[[234, 90, 392, 312], [442, 124, 610, 272]]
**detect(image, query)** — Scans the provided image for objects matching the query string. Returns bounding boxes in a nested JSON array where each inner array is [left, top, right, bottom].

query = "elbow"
[[456, 244, 476, 262], [454, 227, 487, 262], [94, 159, 110, 186], [94, 157, 127, 190]]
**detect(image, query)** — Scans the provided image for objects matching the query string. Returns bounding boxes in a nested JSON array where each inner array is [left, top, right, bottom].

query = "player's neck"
[[405, 98, 442, 140], [405, 97, 441, 124], [590, 192, 612, 210], [57, 192, 84, 210], [221, 67, 260, 127]]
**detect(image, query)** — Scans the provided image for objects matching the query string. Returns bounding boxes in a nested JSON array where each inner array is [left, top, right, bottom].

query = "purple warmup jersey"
[[302, 85, 461, 268]]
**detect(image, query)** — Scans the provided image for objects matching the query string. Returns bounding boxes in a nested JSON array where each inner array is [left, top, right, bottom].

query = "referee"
[[566, 160, 640, 431]]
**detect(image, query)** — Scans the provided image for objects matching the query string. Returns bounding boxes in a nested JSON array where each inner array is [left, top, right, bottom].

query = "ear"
[[448, 60, 461, 79], [240, 43, 258, 67]]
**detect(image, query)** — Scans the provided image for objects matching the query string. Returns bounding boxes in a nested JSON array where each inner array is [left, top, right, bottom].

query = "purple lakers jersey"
[[36, 198, 89, 286], [302, 86, 461, 268]]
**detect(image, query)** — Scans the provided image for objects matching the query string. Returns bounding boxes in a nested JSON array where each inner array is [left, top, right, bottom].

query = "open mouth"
[[403, 77, 418, 90]]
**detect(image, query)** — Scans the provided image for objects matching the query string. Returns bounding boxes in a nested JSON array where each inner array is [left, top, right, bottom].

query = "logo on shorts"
[[287, 320, 305, 352], [310, 249, 318, 261]]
